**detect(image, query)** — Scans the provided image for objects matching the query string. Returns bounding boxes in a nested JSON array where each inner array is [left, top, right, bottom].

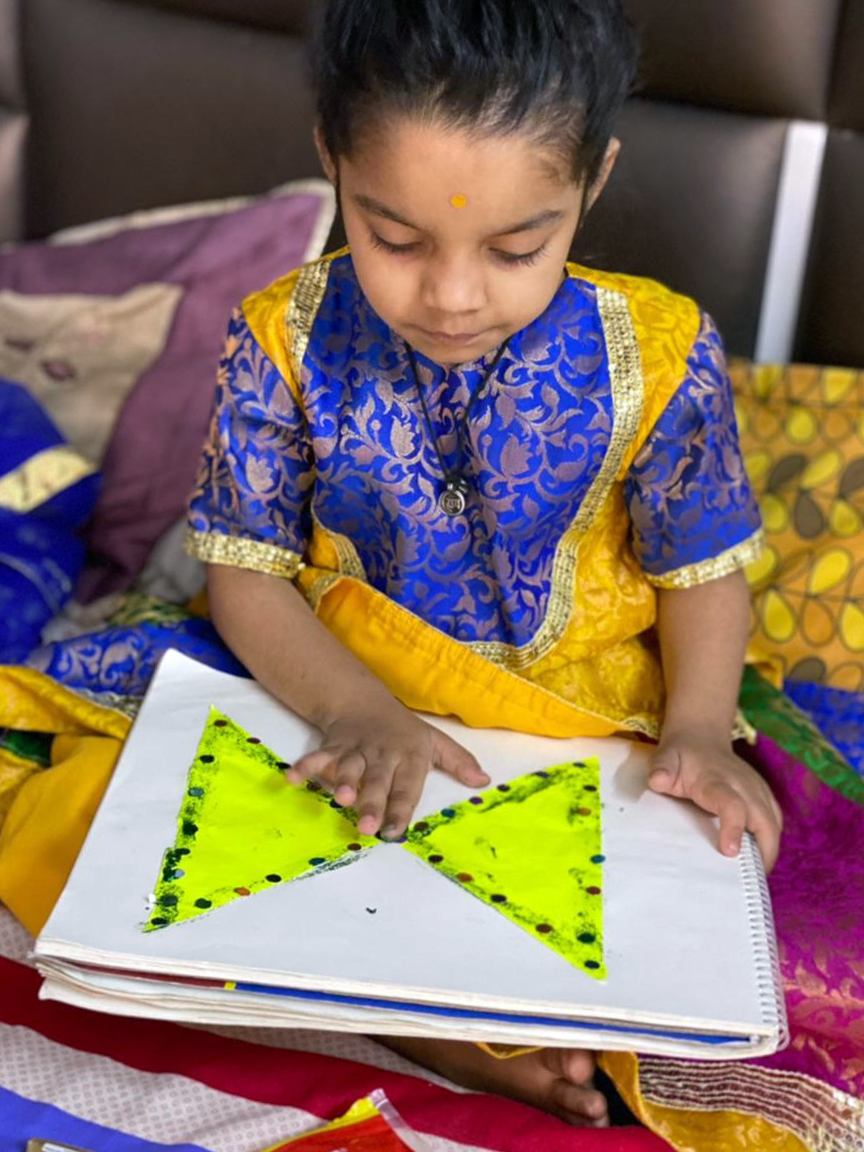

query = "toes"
[[540, 1046, 595, 1085], [550, 1081, 610, 1128]]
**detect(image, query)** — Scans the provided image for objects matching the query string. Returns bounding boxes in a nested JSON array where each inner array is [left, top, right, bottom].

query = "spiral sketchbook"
[[34, 650, 787, 1059]]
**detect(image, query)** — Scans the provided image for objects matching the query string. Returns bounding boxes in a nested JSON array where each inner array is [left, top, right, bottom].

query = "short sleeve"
[[625, 312, 763, 589], [186, 307, 314, 579]]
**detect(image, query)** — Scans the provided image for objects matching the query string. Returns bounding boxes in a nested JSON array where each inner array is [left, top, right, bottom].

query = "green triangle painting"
[[144, 707, 378, 931], [404, 764, 606, 979], [144, 709, 606, 980]]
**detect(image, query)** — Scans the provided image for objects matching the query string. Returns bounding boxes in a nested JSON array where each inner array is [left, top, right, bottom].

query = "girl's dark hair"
[[313, 0, 638, 185]]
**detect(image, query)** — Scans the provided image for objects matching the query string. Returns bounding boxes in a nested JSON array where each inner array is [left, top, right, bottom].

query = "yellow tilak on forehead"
[[449, 193, 469, 209]]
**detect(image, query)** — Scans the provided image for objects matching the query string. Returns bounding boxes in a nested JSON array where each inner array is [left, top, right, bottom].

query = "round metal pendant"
[[439, 481, 468, 517]]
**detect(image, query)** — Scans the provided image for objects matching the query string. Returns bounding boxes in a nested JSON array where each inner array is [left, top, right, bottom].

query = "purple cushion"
[[0, 183, 334, 600]]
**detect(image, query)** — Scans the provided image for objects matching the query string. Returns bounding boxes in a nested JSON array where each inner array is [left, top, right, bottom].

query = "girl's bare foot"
[[378, 1036, 609, 1127]]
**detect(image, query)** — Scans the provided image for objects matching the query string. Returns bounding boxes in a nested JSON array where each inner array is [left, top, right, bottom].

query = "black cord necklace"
[[407, 341, 509, 517]]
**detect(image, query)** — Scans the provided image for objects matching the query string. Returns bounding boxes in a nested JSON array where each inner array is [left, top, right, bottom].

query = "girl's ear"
[[584, 138, 621, 215], [314, 125, 339, 185]]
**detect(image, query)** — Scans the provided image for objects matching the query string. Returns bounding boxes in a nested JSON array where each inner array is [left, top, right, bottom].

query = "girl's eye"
[[493, 243, 549, 268], [370, 232, 420, 255]]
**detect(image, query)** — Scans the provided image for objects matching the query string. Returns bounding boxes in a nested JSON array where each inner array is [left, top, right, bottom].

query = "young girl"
[[186, 0, 781, 1127]]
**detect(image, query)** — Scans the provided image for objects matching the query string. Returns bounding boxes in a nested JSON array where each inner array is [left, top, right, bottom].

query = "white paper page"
[[38, 650, 773, 1034]]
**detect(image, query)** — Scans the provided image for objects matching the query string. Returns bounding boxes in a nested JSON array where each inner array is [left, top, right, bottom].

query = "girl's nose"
[[419, 252, 488, 317]]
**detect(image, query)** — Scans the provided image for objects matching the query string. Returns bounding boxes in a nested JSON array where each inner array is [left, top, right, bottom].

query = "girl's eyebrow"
[[353, 194, 564, 237]]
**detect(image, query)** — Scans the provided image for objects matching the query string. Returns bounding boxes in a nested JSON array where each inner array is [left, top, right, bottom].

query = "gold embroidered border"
[[648, 528, 765, 590], [0, 446, 96, 513], [185, 529, 305, 579], [286, 257, 332, 376], [467, 284, 645, 670], [310, 508, 367, 582], [638, 1057, 864, 1152]]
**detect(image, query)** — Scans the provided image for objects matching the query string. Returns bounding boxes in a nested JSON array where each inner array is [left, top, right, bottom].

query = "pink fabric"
[[749, 734, 864, 1099]]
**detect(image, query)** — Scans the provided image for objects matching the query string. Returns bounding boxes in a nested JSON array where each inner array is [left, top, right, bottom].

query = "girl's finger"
[[433, 731, 489, 787], [692, 777, 747, 855], [285, 746, 343, 785], [331, 750, 368, 807], [355, 760, 398, 837], [716, 791, 748, 857], [749, 805, 781, 873], [381, 755, 430, 839]]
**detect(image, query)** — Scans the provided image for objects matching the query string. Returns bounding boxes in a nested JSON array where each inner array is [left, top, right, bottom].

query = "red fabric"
[[1, 956, 666, 1151]]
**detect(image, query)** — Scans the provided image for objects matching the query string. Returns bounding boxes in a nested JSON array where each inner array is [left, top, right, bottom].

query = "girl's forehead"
[[342, 117, 580, 231]]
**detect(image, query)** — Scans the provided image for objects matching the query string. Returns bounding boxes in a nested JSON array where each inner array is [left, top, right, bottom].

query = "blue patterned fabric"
[[626, 313, 762, 581], [0, 380, 100, 663], [27, 619, 247, 703], [189, 255, 760, 648], [784, 679, 864, 776]]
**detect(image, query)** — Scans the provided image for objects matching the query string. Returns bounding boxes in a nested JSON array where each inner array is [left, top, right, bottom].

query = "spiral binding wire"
[[739, 832, 789, 1050]]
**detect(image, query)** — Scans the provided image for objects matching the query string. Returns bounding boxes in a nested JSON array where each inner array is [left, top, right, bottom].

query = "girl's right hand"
[[284, 705, 490, 839]]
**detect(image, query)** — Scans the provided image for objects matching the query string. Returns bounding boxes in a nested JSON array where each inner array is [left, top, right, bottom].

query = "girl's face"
[[317, 117, 617, 366]]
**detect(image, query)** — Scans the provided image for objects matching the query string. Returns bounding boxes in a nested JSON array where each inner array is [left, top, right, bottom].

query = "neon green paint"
[[404, 762, 606, 979], [144, 707, 376, 931]]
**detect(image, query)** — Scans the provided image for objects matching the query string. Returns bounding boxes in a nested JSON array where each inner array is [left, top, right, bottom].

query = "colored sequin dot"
[[265, 873, 282, 883], [490, 894, 507, 904], [247, 737, 261, 745], [578, 932, 596, 944], [441, 807, 456, 818], [591, 854, 606, 864], [307, 781, 322, 792], [536, 923, 554, 935], [199, 755, 214, 764], [572, 761, 585, 768], [585, 960, 601, 970], [329, 799, 342, 809], [456, 872, 474, 883], [309, 857, 326, 866], [175, 848, 190, 857], [533, 770, 550, 778], [469, 796, 484, 805], [160, 895, 178, 907], [194, 898, 212, 909], [234, 887, 251, 896], [414, 821, 429, 832], [428, 854, 444, 864], [276, 761, 290, 770], [173, 869, 185, 879], [497, 784, 511, 792], [348, 843, 362, 852], [577, 807, 593, 817], [182, 821, 198, 837], [214, 720, 227, 728], [150, 917, 168, 926], [188, 787, 204, 798], [586, 886, 602, 896], [583, 784, 597, 792]]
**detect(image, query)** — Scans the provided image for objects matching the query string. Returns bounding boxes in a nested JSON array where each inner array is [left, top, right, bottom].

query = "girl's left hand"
[[648, 734, 783, 871]]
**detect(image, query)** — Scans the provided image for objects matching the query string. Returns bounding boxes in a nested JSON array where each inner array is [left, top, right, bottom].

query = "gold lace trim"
[[467, 284, 645, 670], [185, 529, 305, 579], [638, 1056, 863, 1152], [648, 529, 765, 590], [310, 508, 367, 582], [286, 257, 332, 376], [0, 445, 96, 513]]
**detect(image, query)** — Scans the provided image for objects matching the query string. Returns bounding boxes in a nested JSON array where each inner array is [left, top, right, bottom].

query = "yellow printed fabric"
[[733, 362, 864, 690], [187, 250, 760, 741]]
